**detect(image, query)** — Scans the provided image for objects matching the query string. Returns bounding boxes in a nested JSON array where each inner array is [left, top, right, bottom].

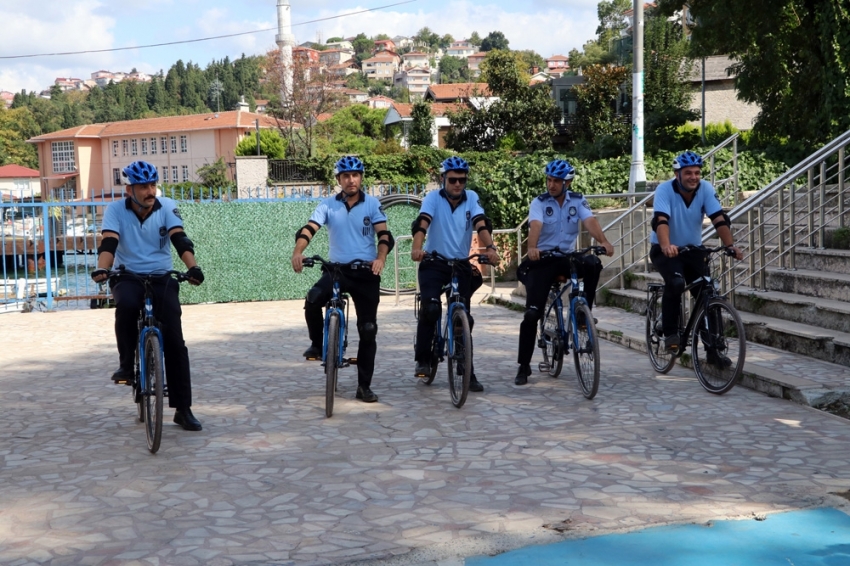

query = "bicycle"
[[414, 251, 489, 408], [535, 246, 607, 400], [302, 256, 369, 418], [644, 244, 746, 395], [107, 266, 189, 453]]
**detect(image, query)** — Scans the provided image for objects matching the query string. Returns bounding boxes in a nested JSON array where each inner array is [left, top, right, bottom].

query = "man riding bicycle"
[[291, 156, 394, 404], [649, 150, 743, 359], [410, 156, 500, 392], [91, 160, 205, 431], [515, 159, 614, 385]]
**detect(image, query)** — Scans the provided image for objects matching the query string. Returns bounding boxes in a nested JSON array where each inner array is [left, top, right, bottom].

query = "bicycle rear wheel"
[[538, 308, 564, 378], [142, 333, 164, 453], [572, 303, 600, 399], [447, 308, 472, 408], [646, 290, 676, 373], [325, 312, 340, 418], [692, 298, 746, 395]]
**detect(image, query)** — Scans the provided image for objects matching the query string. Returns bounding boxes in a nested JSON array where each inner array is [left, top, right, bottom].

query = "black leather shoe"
[[173, 408, 202, 431], [707, 350, 733, 368], [664, 334, 680, 352], [356, 386, 378, 403], [469, 374, 484, 392], [414, 361, 431, 378], [303, 345, 322, 360], [111, 367, 134, 384], [515, 364, 531, 385]]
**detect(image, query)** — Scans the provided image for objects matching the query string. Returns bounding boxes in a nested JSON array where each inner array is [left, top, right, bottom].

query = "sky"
[[0, 0, 602, 94]]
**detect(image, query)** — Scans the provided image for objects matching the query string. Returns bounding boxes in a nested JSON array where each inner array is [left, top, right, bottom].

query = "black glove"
[[91, 268, 109, 282], [187, 266, 204, 284]]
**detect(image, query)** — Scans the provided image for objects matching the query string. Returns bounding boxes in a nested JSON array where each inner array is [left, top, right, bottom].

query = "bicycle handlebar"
[[422, 251, 491, 265], [108, 265, 190, 282], [539, 245, 608, 259], [677, 244, 737, 257], [302, 256, 372, 270]]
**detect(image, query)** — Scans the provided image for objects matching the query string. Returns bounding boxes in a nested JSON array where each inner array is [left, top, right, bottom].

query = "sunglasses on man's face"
[[446, 177, 468, 185]]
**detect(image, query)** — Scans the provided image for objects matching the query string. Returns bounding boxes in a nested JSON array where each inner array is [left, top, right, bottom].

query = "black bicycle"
[[302, 256, 369, 418], [414, 252, 489, 408], [536, 246, 607, 399], [645, 245, 746, 394], [107, 267, 189, 453]]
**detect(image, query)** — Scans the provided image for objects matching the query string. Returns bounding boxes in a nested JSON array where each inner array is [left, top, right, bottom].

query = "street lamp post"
[[629, 0, 646, 193]]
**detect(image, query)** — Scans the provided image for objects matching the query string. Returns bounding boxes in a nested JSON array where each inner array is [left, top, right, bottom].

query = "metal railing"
[[703, 129, 850, 302], [598, 133, 742, 292]]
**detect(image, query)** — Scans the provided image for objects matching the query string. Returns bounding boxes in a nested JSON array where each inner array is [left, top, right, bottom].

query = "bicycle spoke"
[[691, 298, 746, 395]]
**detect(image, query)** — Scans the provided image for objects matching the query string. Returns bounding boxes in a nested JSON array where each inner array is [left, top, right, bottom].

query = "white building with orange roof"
[[401, 51, 429, 70], [362, 53, 399, 81], [27, 108, 281, 199], [467, 52, 488, 78], [383, 102, 469, 148]]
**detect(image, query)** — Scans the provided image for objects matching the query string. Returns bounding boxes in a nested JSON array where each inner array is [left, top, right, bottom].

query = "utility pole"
[[628, 0, 646, 193]]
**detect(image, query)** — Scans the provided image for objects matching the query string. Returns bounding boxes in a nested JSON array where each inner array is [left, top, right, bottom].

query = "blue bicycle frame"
[[322, 279, 348, 367], [432, 273, 467, 363], [137, 296, 165, 393], [543, 276, 588, 353]]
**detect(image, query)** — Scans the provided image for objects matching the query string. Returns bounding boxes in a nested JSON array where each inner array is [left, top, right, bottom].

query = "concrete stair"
[[600, 246, 850, 371]]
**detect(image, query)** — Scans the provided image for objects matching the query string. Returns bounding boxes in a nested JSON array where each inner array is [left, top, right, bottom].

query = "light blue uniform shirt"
[[420, 189, 485, 259], [529, 191, 594, 251], [101, 197, 183, 273], [650, 179, 723, 246], [310, 191, 387, 263]]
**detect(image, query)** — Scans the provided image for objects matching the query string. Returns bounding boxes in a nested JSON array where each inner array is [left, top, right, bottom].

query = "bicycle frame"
[[322, 275, 348, 367], [540, 248, 603, 352], [136, 288, 165, 397]]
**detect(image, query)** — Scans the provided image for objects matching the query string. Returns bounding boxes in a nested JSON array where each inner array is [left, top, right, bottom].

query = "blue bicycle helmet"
[[673, 150, 703, 170], [122, 161, 159, 185], [544, 159, 575, 180], [334, 156, 365, 176], [440, 156, 469, 174]]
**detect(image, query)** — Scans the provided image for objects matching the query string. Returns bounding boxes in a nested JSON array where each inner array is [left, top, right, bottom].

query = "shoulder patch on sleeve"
[[581, 199, 592, 211], [173, 208, 182, 220], [536, 193, 549, 201]]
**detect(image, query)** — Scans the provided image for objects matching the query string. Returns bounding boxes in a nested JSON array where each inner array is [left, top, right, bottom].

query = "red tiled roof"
[[27, 111, 281, 142], [547, 54, 569, 61], [426, 83, 491, 101], [363, 54, 397, 63], [0, 164, 40, 178], [404, 51, 428, 57], [468, 52, 488, 59], [390, 102, 468, 118]]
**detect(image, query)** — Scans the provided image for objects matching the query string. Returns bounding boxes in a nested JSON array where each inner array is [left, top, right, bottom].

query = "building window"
[[131, 138, 138, 156], [122, 139, 129, 156], [161, 166, 168, 183], [172, 166, 178, 183], [141, 138, 147, 155], [170, 136, 177, 153], [180, 135, 188, 153], [51, 141, 75, 173], [150, 137, 157, 155], [181, 165, 189, 182], [113, 168, 121, 185], [160, 137, 167, 153], [112, 140, 118, 157]]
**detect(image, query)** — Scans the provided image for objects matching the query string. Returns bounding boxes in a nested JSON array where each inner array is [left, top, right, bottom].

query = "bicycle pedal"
[[346, 357, 358, 365], [538, 362, 550, 372], [340, 361, 351, 368], [305, 356, 321, 361]]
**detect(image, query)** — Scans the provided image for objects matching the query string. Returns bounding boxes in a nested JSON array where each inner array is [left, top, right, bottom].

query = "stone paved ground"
[[2, 297, 850, 566]]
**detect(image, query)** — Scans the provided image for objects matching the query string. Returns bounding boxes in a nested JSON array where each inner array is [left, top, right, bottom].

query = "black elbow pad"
[[378, 229, 395, 252], [651, 213, 669, 232], [97, 236, 118, 256], [170, 232, 195, 256], [411, 214, 429, 237]]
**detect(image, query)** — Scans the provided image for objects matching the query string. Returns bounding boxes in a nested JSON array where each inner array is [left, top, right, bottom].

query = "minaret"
[[275, 0, 295, 106]]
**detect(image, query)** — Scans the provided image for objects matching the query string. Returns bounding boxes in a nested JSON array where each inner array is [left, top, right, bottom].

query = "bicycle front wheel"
[[143, 333, 164, 453], [538, 309, 564, 378], [447, 308, 472, 408], [325, 312, 340, 418], [646, 290, 676, 374], [572, 303, 600, 399], [691, 298, 746, 395]]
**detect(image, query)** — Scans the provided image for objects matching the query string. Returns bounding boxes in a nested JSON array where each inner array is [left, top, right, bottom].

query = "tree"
[[326, 36, 344, 43], [0, 106, 40, 168], [643, 9, 699, 151], [572, 64, 631, 156], [439, 34, 454, 50], [469, 31, 482, 48], [264, 47, 346, 157], [480, 31, 510, 52], [516, 50, 546, 73], [235, 128, 288, 159], [438, 55, 471, 84], [596, 0, 631, 46], [314, 105, 388, 155], [408, 101, 433, 146], [196, 157, 231, 189], [413, 27, 440, 52], [352, 33, 375, 64], [445, 50, 559, 152], [656, 0, 850, 146], [373, 33, 391, 41]]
